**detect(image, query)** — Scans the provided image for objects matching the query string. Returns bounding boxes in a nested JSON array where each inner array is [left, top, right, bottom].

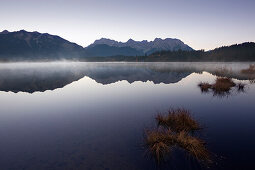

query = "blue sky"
[[0, 0, 254, 50]]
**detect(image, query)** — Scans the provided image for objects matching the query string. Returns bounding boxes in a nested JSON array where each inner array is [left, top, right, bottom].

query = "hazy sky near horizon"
[[0, 0, 254, 50]]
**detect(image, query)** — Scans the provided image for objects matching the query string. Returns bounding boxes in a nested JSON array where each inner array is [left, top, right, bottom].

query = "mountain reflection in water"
[[0, 62, 254, 93]]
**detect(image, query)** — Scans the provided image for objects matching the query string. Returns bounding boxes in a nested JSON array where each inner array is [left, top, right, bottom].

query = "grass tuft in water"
[[145, 130, 174, 164], [241, 64, 255, 74], [198, 77, 247, 97], [175, 131, 210, 162], [145, 109, 210, 165], [211, 77, 236, 95], [198, 82, 212, 92], [156, 109, 201, 133]]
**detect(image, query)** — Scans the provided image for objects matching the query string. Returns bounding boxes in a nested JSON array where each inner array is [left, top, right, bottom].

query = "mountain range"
[[0, 30, 193, 60], [87, 37, 193, 55], [0, 30, 254, 61]]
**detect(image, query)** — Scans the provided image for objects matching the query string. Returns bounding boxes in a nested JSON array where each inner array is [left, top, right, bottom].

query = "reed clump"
[[176, 131, 210, 161], [145, 130, 174, 163], [156, 109, 201, 133], [198, 82, 212, 92], [145, 109, 210, 164], [198, 77, 242, 96], [241, 64, 255, 74], [211, 77, 236, 94]]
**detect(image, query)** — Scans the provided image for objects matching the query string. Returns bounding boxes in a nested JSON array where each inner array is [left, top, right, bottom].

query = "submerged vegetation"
[[198, 77, 246, 97], [145, 109, 210, 165]]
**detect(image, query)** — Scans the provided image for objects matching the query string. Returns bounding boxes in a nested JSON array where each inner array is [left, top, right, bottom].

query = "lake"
[[0, 62, 254, 170]]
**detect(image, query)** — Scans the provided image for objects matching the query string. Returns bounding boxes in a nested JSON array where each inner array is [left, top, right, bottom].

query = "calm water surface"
[[0, 62, 254, 170]]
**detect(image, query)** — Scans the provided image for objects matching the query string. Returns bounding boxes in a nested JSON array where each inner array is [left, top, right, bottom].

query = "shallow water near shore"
[[0, 62, 255, 170]]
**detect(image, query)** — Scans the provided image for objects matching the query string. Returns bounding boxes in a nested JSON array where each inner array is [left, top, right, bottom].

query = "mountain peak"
[[98, 38, 111, 41], [154, 38, 162, 41], [0, 30, 9, 34], [127, 38, 135, 43], [18, 29, 29, 33], [94, 38, 116, 43]]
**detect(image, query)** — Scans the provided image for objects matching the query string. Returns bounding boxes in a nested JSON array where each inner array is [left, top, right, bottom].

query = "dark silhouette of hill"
[[146, 42, 255, 61], [206, 42, 255, 61], [0, 30, 84, 61]]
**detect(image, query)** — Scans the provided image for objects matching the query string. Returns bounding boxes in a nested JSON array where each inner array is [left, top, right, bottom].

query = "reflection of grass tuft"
[[145, 109, 210, 165], [250, 79, 255, 84], [236, 83, 246, 92]]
